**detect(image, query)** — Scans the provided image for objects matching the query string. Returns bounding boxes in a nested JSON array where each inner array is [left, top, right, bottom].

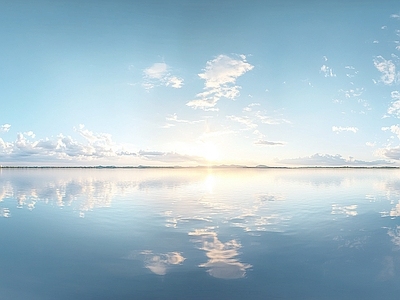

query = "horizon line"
[[0, 165, 399, 169]]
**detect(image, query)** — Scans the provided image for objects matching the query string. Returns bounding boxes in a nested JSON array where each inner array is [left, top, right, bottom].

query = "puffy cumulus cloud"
[[382, 124, 400, 139], [278, 153, 391, 166], [74, 124, 115, 157], [387, 91, 400, 117], [373, 56, 398, 85], [332, 126, 358, 133], [378, 147, 400, 160], [142, 62, 184, 90], [187, 54, 254, 110], [0, 126, 206, 165], [0, 124, 11, 132], [254, 140, 285, 146]]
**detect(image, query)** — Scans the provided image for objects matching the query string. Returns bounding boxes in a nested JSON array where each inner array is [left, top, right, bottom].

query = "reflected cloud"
[[125, 250, 185, 276], [388, 226, 400, 248], [331, 204, 358, 216], [334, 235, 368, 250], [0, 207, 10, 218], [141, 250, 185, 275], [389, 202, 400, 217], [189, 229, 251, 279], [378, 256, 395, 281], [0, 169, 206, 216]]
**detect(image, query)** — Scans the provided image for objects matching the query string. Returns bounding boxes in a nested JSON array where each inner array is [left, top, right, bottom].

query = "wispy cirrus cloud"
[[162, 113, 205, 129], [186, 54, 254, 110], [226, 115, 257, 129], [332, 126, 358, 133], [254, 140, 285, 146], [142, 62, 183, 90], [254, 111, 291, 125]]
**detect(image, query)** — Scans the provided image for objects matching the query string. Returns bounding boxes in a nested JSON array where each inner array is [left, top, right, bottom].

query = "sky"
[[2, 0, 400, 166]]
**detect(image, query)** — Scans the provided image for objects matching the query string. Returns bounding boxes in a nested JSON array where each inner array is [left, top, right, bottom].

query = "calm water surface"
[[1, 168, 400, 299]]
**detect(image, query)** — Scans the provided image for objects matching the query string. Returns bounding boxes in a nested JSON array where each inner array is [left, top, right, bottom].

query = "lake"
[[1, 168, 400, 299]]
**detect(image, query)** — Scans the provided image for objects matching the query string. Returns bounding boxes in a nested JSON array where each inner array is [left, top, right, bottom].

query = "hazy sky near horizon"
[[2, 0, 400, 166]]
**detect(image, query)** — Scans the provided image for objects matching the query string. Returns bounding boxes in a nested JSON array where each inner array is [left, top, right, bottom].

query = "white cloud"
[[143, 62, 168, 79], [242, 102, 260, 112], [320, 64, 336, 77], [254, 111, 291, 125], [0, 126, 206, 165], [332, 126, 358, 133], [373, 56, 398, 85], [387, 91, 400, 117], [390, 14, 400, 19], [278, 153, 391, 166], [339, 88, 364, 99], [382, 124, 400, 139], [254, 140, 285, 146], [142, 62, 183, 89], [186, 54, 254, 110], [366, 142, 376, 147], [0, 124, 11, 133], [344, 66, 358, 78], [378, 146, 400, 160], [165, 113, 203, 125], [226, 115, 257, 129], [166, 76, 183, 88]]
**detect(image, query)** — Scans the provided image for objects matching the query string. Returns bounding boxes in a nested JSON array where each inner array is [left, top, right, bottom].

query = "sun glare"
[[202, 143, 219, 162]]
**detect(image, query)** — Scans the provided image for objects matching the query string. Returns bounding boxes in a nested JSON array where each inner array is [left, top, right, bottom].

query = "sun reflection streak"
[[204, 174, 215, 194]]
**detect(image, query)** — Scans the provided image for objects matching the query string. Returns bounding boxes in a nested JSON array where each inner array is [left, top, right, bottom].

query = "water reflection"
[[331, 204, 358, 216], [3, 169, 400, 297], [189, 229, 251, 279], [140, 250, 186, 275]]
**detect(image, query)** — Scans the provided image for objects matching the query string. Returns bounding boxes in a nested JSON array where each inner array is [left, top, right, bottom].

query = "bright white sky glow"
[[2, 0, 400, 166]]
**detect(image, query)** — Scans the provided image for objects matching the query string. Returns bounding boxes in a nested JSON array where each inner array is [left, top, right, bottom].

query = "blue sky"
[[2, 0, 400, 166]]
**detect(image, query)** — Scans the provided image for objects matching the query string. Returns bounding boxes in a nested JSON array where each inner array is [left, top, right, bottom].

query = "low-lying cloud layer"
[[278, 153, 391, 166], [0, 124, 206, 166]]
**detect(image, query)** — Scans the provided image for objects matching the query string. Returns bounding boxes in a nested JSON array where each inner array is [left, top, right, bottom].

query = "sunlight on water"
[[1, 168, 400, 299]]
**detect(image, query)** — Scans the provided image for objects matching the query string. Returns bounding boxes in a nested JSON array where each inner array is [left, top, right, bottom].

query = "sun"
[[202, 143, 219, 162]]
